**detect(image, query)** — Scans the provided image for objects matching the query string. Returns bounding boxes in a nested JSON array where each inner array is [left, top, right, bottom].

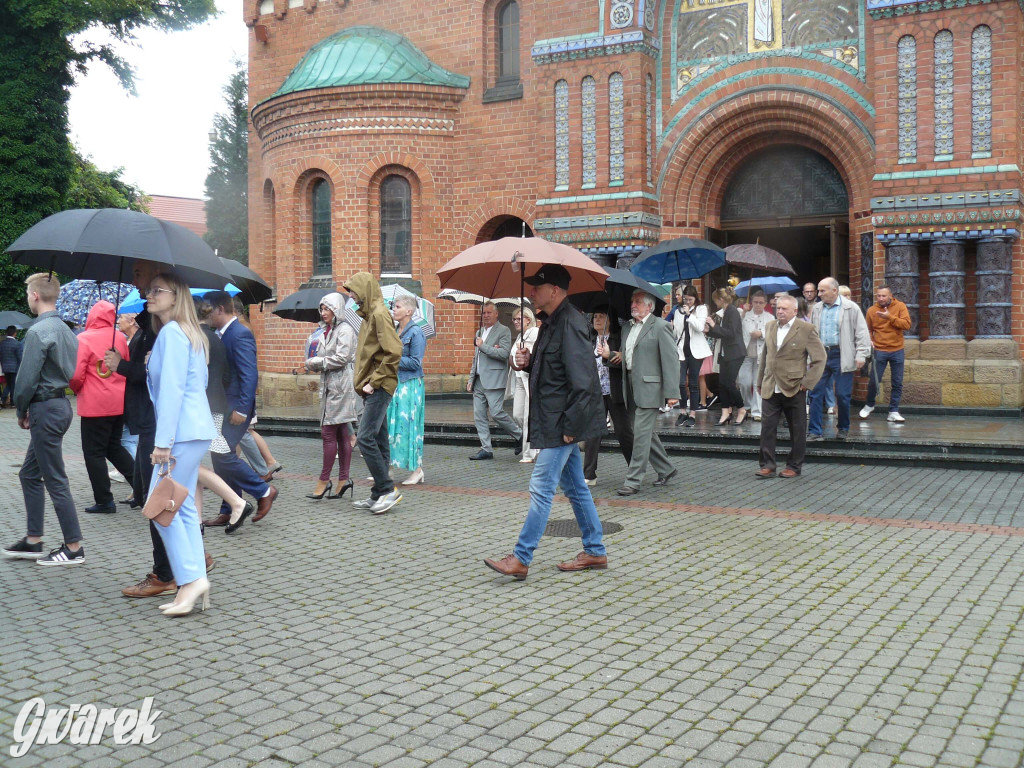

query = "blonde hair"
[[26, 273, 60, 303], [838, 285, 852, 299], [150, 273, 209, 362], [514, 307, 536, 329], [713, 286, 736, 304]]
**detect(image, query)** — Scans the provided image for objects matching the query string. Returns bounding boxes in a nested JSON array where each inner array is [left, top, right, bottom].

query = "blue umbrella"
[[734, 276, 799, 298], [629, 237, 726, 283], [117, 283, 241, 314], [56, 280, 136, 326]]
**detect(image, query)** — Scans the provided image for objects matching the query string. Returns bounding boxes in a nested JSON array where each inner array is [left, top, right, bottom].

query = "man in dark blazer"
[[756, 295, 827, 478], [203, 292, 277, 524], [617, 290, 680, 496], [484, 265, 608, 580], [467, 301, 522, 460]]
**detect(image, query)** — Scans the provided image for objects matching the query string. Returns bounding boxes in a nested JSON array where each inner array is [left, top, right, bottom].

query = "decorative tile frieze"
[[933, 30, 954, 158], [582, 76, 597, 186], [897, 35, 917, 164], [258, 116, 455, 150], [554, 80, 569, 189], [534, 212, 662, 231], [867, 0, 1024, 20], [870, 190, 1021, 211], [543, 228, 660, 246], [610, 0, 634, 29], [609, 73, 625, 184], [531, 31, 660, 64], [870, 208, 1022, 227], [645, 74, 653, 186], [971, 25, 992, 156]]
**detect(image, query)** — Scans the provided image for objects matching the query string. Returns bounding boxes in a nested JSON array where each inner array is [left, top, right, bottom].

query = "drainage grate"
[[545, 519, 623, 537]]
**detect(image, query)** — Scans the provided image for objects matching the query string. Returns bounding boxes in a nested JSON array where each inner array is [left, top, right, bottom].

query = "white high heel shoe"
[[402, 468, 424, 485], [161, 578, 210, 616]]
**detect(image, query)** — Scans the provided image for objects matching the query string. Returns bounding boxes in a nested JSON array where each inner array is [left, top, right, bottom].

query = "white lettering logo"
[[10, 697, 162, 757]]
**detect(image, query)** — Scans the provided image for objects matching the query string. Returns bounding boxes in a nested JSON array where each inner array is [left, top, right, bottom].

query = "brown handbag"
[[142, 459, 189, 527]]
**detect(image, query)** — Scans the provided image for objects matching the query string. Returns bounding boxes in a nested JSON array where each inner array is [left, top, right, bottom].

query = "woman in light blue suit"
[[146, 272, 216, 617]]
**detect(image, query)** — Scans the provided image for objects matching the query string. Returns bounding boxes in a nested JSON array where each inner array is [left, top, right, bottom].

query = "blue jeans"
[[513, 443, 606, 566], [808, 349, 854, 434], [358, 388, 394, 499], [121, 424, 138, 459], [867, 349, 905, 412]]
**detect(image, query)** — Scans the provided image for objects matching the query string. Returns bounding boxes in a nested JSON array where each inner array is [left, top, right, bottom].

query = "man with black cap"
[[484, 264, 608, 580]]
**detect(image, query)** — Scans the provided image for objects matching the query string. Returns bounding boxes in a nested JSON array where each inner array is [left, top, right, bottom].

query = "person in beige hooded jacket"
[[342, 273, 403, 514]]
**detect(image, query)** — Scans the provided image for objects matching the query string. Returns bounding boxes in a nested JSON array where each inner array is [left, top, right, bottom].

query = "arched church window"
[[497, 0, 519, 83], [554, 80, 569, 189], [380, 175, 412, 276], [971, 25, 992, 156], [897, 35, 917, 164], [609, 73, 625, 185], [582, 76, 597, 187], [311, 179, 331, 276], [933, 30, 954, 159]]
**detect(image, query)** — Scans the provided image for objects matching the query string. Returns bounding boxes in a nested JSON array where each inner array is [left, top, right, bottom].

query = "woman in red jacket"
[[69, 301, 136, 513]]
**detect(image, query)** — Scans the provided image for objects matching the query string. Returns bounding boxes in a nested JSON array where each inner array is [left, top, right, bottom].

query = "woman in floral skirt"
[[387, 295, 427, 485]]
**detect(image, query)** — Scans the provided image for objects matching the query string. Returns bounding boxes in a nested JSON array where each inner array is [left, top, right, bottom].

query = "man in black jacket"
[[103, 260, 178, 599], [484, 264, 608, 580]]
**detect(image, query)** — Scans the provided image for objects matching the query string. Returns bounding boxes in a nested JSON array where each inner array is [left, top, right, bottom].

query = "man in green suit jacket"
[[617, 290, 680, 496]]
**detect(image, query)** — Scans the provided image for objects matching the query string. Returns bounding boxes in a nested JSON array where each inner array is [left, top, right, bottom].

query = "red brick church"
[[245, 0, 1024, 410]]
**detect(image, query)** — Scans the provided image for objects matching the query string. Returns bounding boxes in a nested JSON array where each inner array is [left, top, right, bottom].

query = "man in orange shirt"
[[860, 284, 912, 423]]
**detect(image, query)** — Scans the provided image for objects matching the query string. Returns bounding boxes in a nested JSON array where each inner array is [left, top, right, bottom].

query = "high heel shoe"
[[402, 468, 424, 485], [328, 479, 354, 499], [306, 481, 332, 500], [733, 410, 748, 426], [161, 578, 209, 616], [717, 412, 733, 426]]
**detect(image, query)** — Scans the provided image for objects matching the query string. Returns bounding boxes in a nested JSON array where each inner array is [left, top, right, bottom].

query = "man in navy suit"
[[202, 292, 278, 525]]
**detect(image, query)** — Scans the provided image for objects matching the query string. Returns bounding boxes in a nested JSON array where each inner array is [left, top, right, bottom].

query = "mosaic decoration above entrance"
[[674, 0, 862, 95], [721, 146, 848, 221]]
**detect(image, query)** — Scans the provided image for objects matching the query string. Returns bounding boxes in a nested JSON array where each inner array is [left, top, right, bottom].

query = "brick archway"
[[461, 196, 537, 248]]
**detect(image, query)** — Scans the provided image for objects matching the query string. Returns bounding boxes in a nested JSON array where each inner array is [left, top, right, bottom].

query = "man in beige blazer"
[[755, 295, 826, 478]]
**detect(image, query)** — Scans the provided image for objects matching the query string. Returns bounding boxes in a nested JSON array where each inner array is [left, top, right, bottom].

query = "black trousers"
[[583, 394, 634, 480], [2, 370, 15, 403], [132, 428, 172, 583], [680, 354, 703, 411], [759, 390, 808, 473], [81, 415, 135, 506], [718, 357, 744, 410]]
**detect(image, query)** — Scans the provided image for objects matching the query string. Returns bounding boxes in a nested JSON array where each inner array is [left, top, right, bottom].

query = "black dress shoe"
[[513, 441, 524, 456], [836, 430, 848, 440], [616, 486, 639, 496], [653, 468, 678, 487], [469, 450, 494, 461], [85, 501, 117, 514]]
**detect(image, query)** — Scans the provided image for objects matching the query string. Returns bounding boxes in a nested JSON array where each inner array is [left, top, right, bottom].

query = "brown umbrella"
[[437, 237, 607, 297]]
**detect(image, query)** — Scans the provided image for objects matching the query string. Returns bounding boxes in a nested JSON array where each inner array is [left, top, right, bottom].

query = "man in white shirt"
[[755, 295, 826, 479], [739, 290, 770, 421], [467, 302, 521, 460]]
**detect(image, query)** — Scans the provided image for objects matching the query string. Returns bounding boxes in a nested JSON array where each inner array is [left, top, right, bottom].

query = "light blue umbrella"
[[118, 283, 241, 314], [734, 276, 799, 298]]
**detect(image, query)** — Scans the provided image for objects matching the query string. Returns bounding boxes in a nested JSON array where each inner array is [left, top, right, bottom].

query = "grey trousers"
[[239, 431, 269, 476], [20, 398, 82, 543], [473, 380, 521, 452], [624, 405, 674, 489]]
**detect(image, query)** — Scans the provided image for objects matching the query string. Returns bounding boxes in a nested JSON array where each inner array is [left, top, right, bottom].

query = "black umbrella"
[[220, 257, 273, 305], [569, 267, 666, 320], [272, 287, 334, 323], [0, 311, 33, 330], [6, 209, 233, 289]]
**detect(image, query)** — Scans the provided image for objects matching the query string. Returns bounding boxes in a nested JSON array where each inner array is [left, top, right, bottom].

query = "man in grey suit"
[[467, 302, 523, 460], [617, 290, 680, 496]]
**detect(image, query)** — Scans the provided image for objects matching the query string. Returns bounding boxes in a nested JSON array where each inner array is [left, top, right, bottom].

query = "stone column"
[[974, 237, 1013, 338], [928, 239, 965, 338], [884, 242, 919, 337]]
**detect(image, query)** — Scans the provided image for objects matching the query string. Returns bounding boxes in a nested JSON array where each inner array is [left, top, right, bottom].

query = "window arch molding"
[[368, 165, 420, 278], [293, 170, 334, 279], [482, 0, 524, 102]]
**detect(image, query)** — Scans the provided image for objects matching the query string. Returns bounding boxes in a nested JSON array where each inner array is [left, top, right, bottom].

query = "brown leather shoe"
[[557, 552, 608, 572], [754, 468, 776, 479], [205, 553, 215, 572], [122, 573, 176, 598], [260, 463, 283, 483], [483, 554, 528, 580], [253, 485, 278, 522], [203, 514, 231, 527], [779, 468, 800, 478]]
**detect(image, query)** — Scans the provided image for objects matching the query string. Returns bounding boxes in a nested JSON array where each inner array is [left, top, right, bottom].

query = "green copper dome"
[[271, 26, 470, 98]]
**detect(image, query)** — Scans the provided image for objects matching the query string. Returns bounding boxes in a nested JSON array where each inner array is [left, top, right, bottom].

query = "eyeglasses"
[[149, 287, 175, 296]]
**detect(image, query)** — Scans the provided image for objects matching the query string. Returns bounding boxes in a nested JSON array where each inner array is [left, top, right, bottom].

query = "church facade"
[[246, 0, 1024, 410]]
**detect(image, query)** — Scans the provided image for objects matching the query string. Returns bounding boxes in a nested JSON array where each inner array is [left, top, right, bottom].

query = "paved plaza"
[[2, 408, 1024, 767]]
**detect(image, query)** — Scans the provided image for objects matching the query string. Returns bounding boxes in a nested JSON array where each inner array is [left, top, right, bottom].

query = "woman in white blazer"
[[671, 285, 711, 427]]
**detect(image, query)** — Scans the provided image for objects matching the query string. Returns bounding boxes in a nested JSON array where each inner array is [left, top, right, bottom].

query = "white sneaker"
[[108, 468, 126, 483], [859, 405, 874, 419], [370, 490, 403, 515], [352, 498, 375, 509], [827, 407, 835, 415], [585, 478, 597, 487], [887, 411, 905, 423]]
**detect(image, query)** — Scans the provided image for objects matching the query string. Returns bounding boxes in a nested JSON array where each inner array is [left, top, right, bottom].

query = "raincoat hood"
[[85, 300, 116, 331], [343, 273, 383, 320], [319, 292, 344, 324]]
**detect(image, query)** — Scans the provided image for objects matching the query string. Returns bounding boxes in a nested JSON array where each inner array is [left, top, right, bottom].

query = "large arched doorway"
[[475, 215, 533, 243], [712, 146, 850, 288]]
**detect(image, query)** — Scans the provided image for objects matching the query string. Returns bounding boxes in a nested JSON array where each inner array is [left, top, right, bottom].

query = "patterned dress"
[[386, 323, 426, 471]]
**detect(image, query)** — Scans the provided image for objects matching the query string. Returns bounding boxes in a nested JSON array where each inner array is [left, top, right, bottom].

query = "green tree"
[[204, 63, 249, 266], [0, 0, 214, 309], [66, 148, 150, 212]]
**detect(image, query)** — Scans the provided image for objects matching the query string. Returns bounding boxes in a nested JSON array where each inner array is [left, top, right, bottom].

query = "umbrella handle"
[[96, 359, 113, 379]]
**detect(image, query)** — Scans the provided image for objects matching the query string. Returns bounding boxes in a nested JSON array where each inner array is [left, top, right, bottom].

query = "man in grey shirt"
[[1, 273, 83, 565]]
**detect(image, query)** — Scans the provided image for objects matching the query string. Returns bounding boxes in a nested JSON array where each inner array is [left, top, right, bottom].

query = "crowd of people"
[[1, 259, 913, 593]]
